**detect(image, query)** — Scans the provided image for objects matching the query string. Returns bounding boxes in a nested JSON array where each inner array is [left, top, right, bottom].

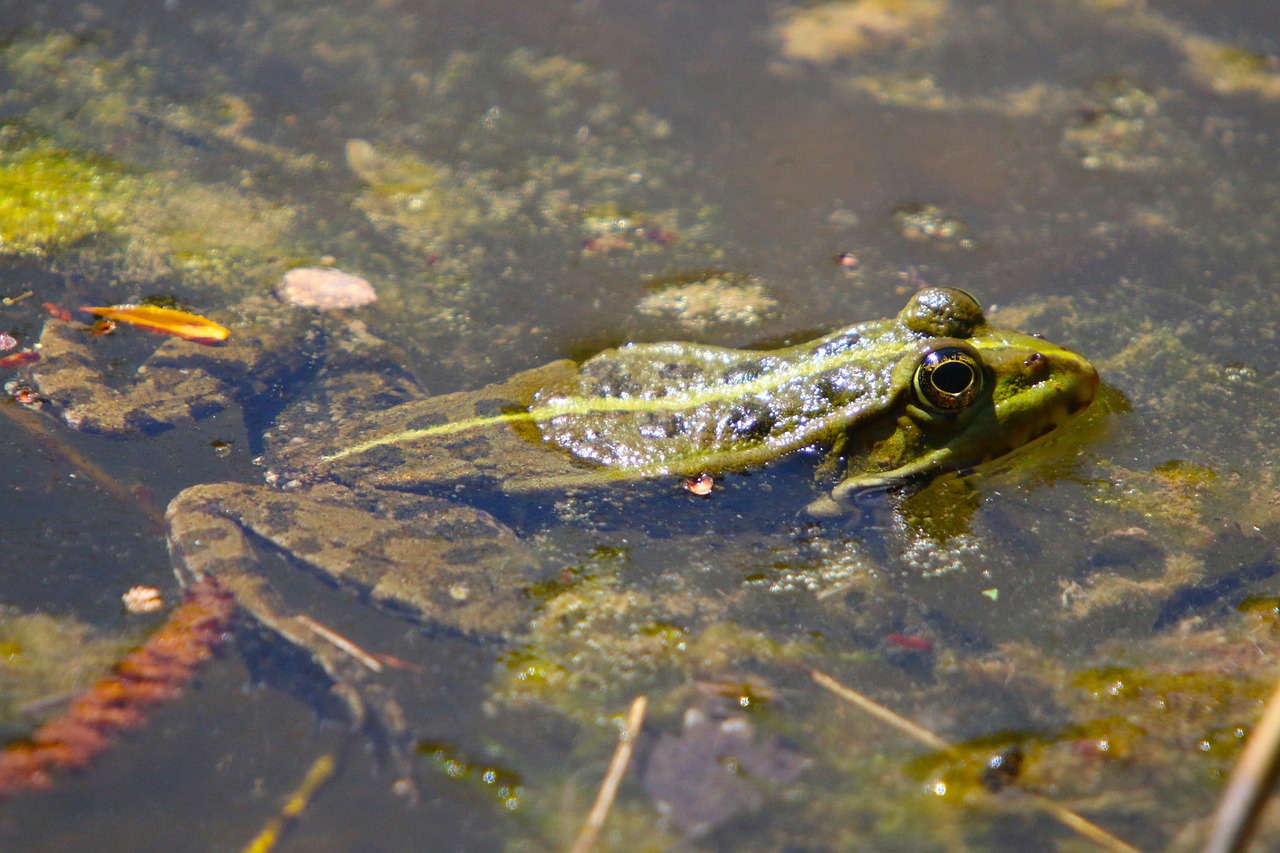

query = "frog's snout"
[[1024, 347, 1099, 427], [1073, 358, 1100, 412], [1054, 352, 1098, 412]]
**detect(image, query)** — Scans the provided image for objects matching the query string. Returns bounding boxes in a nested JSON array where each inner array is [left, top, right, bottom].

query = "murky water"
[[2, 2, 1279, 851]]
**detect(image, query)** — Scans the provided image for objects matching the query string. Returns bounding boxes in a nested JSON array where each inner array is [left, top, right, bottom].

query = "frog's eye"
[[914, 346, 983, 412]]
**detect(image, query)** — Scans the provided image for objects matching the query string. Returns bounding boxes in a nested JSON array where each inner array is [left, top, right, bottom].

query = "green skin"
[[14, 286, 1097, 787]]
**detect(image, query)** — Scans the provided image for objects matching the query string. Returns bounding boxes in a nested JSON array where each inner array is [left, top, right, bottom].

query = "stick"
[[569, 695, 647, 853], [294, 614, 384, 672], [0, 404, 165, 526], [807, 667, 1145, 853], [809, 667, 950, 750], [1202, 672, 1280, 853], [242, 752, 339, 853]]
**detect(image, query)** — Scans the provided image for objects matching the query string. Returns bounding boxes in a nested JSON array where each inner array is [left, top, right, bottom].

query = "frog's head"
[[815, 288, 1099, 513]]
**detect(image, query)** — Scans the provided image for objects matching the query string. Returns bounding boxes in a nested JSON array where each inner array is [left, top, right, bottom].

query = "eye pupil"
[[914, 346, 983, 411], [931, 361, 973, 395]]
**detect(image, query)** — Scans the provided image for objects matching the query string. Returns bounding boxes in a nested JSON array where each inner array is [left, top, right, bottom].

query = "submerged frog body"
[[296, 286, 1097, 514], [15, 286, 1097, 785]]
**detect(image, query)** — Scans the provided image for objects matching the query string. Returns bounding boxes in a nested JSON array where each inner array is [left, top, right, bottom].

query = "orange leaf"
[[79, 305, 230, 345]]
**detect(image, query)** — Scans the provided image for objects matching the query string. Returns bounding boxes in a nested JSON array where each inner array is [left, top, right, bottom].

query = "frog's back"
[[531, 319, 909, 478], [525, 285, 1097, 497], [299, 315, 911, 494]]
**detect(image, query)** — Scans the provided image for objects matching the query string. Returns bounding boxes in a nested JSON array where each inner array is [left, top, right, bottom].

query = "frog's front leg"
[[165, 481, 545, 788], [16, 294, 318, 435]]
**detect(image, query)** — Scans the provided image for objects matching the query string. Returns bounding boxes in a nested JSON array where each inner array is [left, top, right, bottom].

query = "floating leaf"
[[78, 305, 229, 345]]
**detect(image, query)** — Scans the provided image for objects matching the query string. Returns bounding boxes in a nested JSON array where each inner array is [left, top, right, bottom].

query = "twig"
[[1202, 671, 1280, 853], [0, 404, 165, 526], [294, 614, 383, 673], [569, 695, 647, 853], [809, 667, 949, 750], [806, 667, 1145, 853], [242, 752, 339, 853], [1019, 794, 1146, 853]]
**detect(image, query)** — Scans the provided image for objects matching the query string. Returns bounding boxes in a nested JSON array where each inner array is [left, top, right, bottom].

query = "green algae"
[[0, 28, 738, 376], [345, 138, 512, 248], [116, 179, 300, 286], [0, 137, 132, 257], [494, 566, 815, 727], [0, 33, 304, 298], [417, 740, 526, 811], [0, 608, 132, 732]]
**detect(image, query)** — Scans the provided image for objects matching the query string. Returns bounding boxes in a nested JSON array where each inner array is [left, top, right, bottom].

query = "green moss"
[[0, 34, 304, 299], [345, 139, 501, 248], [110, 179, 300, 290], [0, 140, 132, 257], [1182, 37, 1280, 99], [493, 572, 814, 724], [1153, 459, 1218, 486], [1072, 664, 1268, 707], [1237, 596, 1280, 617]]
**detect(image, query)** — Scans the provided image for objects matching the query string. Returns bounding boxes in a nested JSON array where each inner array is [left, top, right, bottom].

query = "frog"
[[10, 285, 1098, 787]]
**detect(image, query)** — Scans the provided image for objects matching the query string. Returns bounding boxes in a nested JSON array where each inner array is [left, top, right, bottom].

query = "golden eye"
[[913, 346, 983, 412]]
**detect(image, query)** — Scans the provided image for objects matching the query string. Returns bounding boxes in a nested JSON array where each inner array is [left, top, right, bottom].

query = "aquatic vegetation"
[[119, 182, 300, 286], [1181, 40, 1280, 100], [1061, 77, 1192, 173], [0, 611, 129, 731], [0, 138, 132, 257], [0, 580, 232, 799], [1094, 0, 1280, 100], [2, 1, 1280, 849], [635, 271, 777, 331], [773, 0, 1280, 124], [0, 34, 304, 295], [495, 569, 815, 727], [773, 0, 950, 64], [0, 28, 739, 378]]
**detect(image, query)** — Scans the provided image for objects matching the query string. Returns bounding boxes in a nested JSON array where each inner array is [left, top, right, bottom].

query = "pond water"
[[1, 1, 1279, 851]]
